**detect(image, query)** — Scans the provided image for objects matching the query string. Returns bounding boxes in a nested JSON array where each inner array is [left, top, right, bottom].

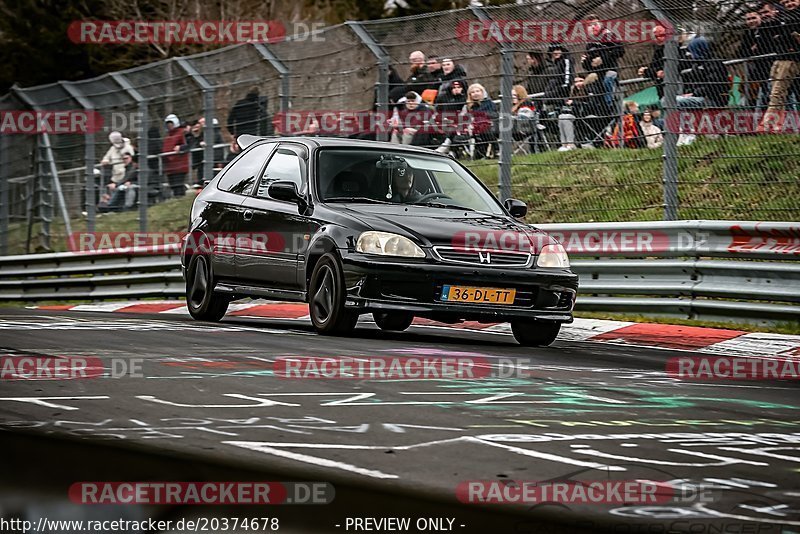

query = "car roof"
[[252, 136, 447, 155]]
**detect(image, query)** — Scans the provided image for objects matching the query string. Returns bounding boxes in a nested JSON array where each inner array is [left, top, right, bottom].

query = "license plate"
[[440, 285, 516, 305]]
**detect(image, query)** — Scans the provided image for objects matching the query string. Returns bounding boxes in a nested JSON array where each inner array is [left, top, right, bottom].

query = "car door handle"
[[242, 209, 253, 221]]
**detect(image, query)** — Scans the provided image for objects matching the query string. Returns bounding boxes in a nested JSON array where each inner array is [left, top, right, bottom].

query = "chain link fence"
[[1, 0, 799, 255]]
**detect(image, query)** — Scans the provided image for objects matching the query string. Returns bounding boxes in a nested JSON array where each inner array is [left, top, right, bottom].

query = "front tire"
[[309, 253, 358, 335], [511, 320, 561, 347], [186, 255, 228, 322], [373, 312, 413, 332]]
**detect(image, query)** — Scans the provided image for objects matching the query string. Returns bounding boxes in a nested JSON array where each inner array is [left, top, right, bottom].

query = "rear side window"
[[217, 143, 275, 195]]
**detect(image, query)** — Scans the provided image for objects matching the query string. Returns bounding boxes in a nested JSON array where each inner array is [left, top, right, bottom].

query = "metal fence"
[[1, 0, 799, 256]]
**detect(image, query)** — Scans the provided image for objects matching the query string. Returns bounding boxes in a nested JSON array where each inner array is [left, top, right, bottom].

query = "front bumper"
[[339, 251, 578, 323]]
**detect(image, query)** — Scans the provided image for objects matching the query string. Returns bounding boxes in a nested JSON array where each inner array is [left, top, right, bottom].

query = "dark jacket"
[[162, 128, 189, 175], [569, 74, 610, 117], [524, 64, 548, 96], [582, 30, 626, 76], [438, 64, 468, 91], [682, 37, 730, 108], [761, 9, 800, 60], [646, 45, 665, 99], [543, 55, 575, 105], [434, 85, 467, 113], [227, 93, 261, 137], [737, 26, 774, 84]]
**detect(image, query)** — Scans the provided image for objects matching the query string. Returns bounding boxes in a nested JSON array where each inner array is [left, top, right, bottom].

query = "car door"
[[237, 143, 312, 290], [204, 142, 276, 279]]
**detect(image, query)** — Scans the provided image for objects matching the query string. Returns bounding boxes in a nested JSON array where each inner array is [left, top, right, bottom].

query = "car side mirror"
[[268, 181, 301, 203], [504, 198, 527, 218]]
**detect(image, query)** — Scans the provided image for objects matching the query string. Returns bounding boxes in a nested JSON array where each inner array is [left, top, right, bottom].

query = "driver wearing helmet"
[[390, 161, 423, 203]]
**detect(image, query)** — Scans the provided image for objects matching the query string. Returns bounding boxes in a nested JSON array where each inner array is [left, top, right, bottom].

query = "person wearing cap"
[[162, 113, 190, 197], [100, 131, 134, 185], [389, 161, 423, 203]]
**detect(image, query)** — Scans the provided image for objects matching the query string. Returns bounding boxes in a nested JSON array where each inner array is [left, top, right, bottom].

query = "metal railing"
[[1, 220, 797, 325]]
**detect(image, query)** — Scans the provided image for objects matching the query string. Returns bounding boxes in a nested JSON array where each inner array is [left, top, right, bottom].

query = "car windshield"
[[317, 149, 504, 215]]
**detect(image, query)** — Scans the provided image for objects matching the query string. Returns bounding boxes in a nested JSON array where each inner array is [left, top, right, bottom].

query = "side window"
[[256, 148, 303, 198], [217, 143, 275, 195]]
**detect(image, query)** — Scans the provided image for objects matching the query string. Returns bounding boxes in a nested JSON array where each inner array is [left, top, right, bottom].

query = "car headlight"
[[536, 244, 570, 268], [356, 231, 425, 258]]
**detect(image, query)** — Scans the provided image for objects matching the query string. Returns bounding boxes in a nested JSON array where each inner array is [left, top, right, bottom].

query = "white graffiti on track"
[[0, 416, 464, 440]]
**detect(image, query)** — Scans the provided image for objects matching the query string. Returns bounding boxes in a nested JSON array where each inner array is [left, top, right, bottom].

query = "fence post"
[[175, 58, 215, 189], [471, 6, 512, 201], [0, 134, 8, 255], [347, 22, 390, 142], [498, 49, 514, 202], [662, 37, 680, 221]]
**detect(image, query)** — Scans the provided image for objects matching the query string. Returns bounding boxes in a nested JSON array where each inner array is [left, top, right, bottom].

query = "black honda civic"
[[181, 135, 578, 346]]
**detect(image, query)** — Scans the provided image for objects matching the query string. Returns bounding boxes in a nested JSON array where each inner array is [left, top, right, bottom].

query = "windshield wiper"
[[325, 197, 389, 204], [415, 201, 475, 211]]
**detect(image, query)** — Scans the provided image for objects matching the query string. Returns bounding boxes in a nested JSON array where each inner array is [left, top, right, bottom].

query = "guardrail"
[[0, 221, 798, 325], [537, 220, 800, 323]]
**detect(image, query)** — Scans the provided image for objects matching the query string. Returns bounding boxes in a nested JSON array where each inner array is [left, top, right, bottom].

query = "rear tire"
[[511, 320, 561, 346], [309, 253, 358, 335], [186, 255, 228, 322], [373, 312, 413, 332]]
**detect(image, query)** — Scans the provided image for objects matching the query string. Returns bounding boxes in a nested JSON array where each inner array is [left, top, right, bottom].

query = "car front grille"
[[432, 247, 531, 267]]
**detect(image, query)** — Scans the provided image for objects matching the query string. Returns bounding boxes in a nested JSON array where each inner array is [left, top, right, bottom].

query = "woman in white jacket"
[[100, 131, 135, 184]]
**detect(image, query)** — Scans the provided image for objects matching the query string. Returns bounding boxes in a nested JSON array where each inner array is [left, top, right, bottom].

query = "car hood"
[[338, 204, 556, 252]]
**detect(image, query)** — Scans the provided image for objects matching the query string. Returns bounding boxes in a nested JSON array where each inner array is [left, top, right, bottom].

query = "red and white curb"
[[31, 300, 800, 357]]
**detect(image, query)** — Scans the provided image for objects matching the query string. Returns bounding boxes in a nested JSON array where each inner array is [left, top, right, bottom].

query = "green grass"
[[465, 135, 800, 223]]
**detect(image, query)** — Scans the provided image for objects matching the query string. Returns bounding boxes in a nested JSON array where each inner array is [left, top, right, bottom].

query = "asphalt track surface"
[[1, 307, 799, 533]]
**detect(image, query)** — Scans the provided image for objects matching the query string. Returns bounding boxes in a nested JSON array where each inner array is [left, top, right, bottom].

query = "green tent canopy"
[[626, 76, 744, 109]]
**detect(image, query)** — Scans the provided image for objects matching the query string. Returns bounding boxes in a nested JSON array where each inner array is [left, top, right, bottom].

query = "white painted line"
[[223, 441, 399, 479]]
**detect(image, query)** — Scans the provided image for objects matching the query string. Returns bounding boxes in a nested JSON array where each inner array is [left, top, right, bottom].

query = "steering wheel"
[[416, 192, 452, 203]]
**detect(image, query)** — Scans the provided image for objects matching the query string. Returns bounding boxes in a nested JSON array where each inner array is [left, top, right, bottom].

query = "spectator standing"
[[227, 87, 262, 139], [738, 9, 773, 111], [760, 0, 800, 129], [678, 36, 730, 109], [524, 51, 548, 96], [162, 114, 190, 197], [391, 51, 438, 102]]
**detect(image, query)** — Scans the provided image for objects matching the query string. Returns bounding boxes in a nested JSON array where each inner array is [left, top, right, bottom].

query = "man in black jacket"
[[227, 87, 263, 139], [738, 9, 774, 111]]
